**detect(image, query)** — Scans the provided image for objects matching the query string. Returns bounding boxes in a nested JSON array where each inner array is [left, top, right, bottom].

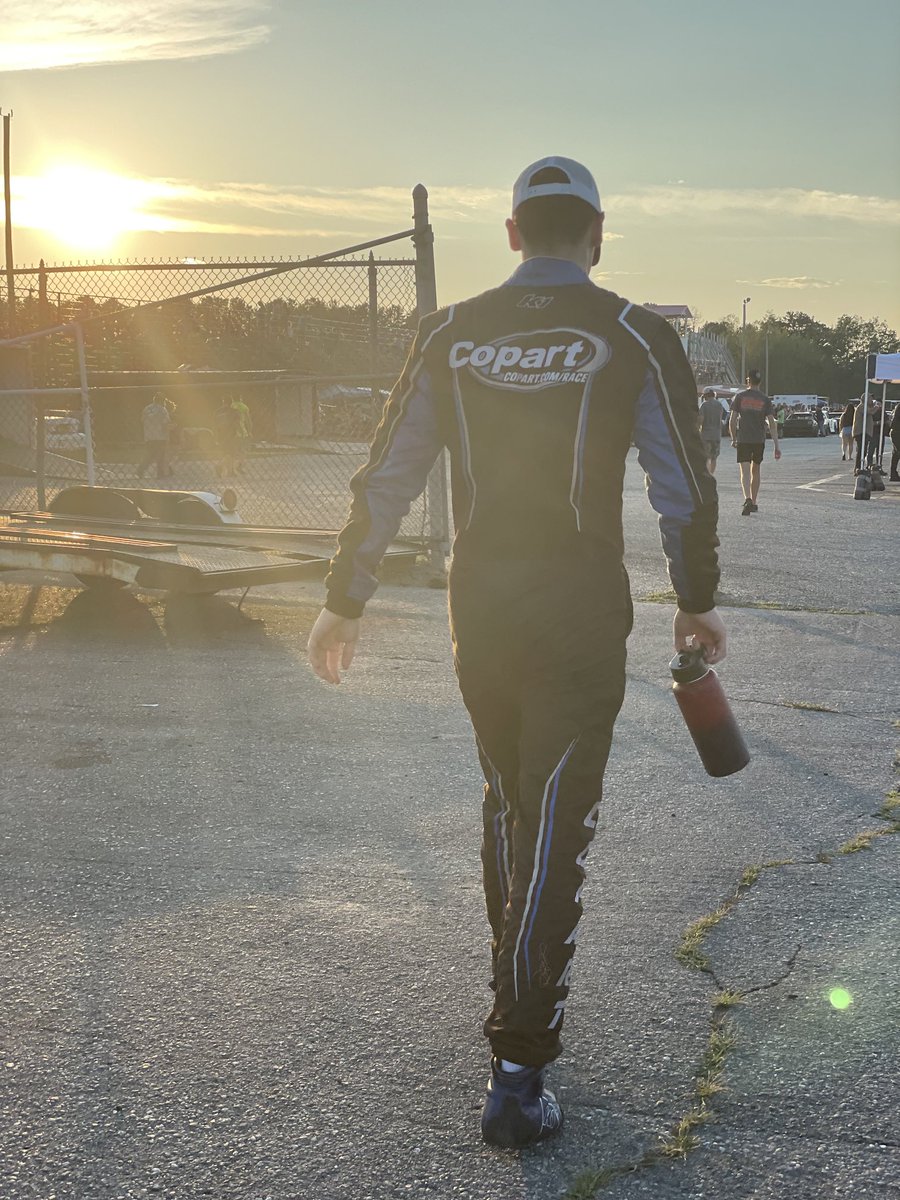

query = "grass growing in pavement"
[[675, 859, 779, 972], [877, 790, 900, 822], [564, 763, 900, 1198], [637, 589, 867, 615], [780, 700, 839, 713], [675, 904, 733, 971], [658, 1108, 709, 1158], [565, 1163, 644, 1198], [712, 990, 744, 1009], [839, 829, 893, 854], [657, 1011, 739, 1156], [639, 588, 678, 604]]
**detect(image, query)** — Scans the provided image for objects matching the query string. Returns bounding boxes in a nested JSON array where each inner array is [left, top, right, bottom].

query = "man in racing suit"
[[308, 157, 725, 1148]]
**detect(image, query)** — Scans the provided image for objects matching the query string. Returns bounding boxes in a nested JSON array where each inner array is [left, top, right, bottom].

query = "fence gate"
[[0, 186, 449, 560]]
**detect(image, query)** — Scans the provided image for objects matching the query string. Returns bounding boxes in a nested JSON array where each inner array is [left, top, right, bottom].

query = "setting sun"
[[13, 165, 176, 253]]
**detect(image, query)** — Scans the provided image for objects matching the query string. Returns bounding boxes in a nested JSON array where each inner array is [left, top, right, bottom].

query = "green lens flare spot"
[[829, 988, 853, 1010]]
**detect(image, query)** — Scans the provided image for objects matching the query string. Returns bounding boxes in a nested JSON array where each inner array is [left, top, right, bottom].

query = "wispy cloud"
[[13, 170, 900, 248], [171, 182, 513, 224], [737, 276, 840, 289], [177, 181, 900, 230], [1, 0, 271, 72], [606, 185, 900, 226]]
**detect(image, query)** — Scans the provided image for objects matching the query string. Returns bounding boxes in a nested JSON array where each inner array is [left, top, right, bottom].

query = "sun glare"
[[15, 166, 172, 253]]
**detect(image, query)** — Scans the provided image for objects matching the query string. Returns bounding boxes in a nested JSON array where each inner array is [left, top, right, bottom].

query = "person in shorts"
[[698, 389, 724, 474], [729, 369, 781, 515], [839, 401, 855, 462]]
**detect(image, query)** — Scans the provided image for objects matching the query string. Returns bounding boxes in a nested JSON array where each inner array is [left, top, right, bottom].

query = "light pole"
[[740, 296, 751, 384]]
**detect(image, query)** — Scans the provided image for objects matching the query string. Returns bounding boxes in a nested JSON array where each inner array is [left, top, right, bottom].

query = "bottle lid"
[[669, 646, 712, 684]]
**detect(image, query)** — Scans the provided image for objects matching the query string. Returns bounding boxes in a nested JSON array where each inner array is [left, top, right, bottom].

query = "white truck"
[[772, 395, 830, 410]]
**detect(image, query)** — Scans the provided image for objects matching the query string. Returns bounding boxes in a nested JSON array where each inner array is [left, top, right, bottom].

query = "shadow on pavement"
[[0, 582, 269, 650]]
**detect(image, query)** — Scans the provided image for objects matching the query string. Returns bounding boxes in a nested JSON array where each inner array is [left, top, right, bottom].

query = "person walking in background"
[[815, 404, 825, 437], [852, 396, 874, 473], [215, 395, 241, 478], [164, 396, 180, 470], [889, 406, 900, 482], [776, 403, 787, 439], [869, 400, 885, 469], [231, 394, 253, 473], [306, 156, 724, 1149], [138, 392, 173, 479], [698, 388, 724, 474], [729, 369, 781, 515], [839, 401, 855, 462]]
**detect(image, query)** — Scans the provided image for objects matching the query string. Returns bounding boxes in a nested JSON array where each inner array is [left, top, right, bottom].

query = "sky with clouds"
[[2, 0, 899, 329]]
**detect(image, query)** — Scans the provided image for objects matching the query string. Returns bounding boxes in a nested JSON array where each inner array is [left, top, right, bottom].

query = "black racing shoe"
[[481, 1059, 563, 1149], [741, 498, 753, 516], [749, 501, 759, 513]]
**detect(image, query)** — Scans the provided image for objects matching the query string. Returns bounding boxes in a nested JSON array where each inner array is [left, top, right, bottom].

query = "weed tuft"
[[695, 1075, 724, 1100], [640, 588, 678, 604], [659, 1108, 709, 1158], [712, 990, 744, 1009], [877, 790, 900, 821], [676, 903, 733, 971], [565, 1166, 630, 1198], [839, 829, 886, 854], [781, 700, 839, 713]]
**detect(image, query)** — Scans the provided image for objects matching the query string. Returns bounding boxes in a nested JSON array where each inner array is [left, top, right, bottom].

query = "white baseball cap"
[[512, 156, 602, 215]]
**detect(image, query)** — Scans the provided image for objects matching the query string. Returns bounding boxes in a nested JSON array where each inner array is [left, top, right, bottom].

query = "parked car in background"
[[782, 410, 819, 437], [42, 412, 87, 452]]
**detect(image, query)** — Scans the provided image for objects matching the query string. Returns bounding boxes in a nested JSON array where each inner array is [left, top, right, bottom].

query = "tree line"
[[702, 311, 900, 401], [6, 292, 416, 387]]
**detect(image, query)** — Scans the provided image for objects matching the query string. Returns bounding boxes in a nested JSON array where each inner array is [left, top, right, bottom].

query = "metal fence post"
[[367, 251, 379, 402], [3, 111, 14, 338], [35, 394, 46, 509], [74, 324, 96, 485], [413, 184, 450, 572]]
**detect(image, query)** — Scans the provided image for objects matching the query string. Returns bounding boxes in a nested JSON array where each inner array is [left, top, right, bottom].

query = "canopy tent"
[[868, 352, 900, 384], [858, 352, 900, 481]]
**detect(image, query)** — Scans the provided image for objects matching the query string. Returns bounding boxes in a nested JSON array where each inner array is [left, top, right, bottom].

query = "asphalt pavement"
[[0, 436, 897, 1199]]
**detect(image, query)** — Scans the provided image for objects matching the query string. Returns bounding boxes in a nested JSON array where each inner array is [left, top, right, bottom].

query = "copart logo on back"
[[449, 328, 610, 390]]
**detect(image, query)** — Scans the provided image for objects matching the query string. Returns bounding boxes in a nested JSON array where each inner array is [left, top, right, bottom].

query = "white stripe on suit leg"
[[511, 735, 579, 1002]]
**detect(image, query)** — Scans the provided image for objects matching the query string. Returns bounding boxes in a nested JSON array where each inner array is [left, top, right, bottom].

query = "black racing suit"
[[325, 258, 720, 1067]]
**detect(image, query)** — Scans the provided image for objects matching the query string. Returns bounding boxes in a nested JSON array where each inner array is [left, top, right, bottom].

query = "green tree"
[[701, 310, 900, 403]]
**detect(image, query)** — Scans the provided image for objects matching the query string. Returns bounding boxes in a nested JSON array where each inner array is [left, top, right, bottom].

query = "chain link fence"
[[1, 193, 448, 549]]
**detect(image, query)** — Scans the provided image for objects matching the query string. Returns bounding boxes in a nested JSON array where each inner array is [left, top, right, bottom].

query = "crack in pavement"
[[563, 767, 900, 1199]]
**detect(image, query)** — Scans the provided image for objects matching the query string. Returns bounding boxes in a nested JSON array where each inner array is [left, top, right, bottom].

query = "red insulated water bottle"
[[670, 647, 750, 778]]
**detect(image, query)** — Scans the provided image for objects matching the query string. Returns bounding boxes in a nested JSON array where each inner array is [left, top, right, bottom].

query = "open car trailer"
[[0, 486, 416, 595]]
